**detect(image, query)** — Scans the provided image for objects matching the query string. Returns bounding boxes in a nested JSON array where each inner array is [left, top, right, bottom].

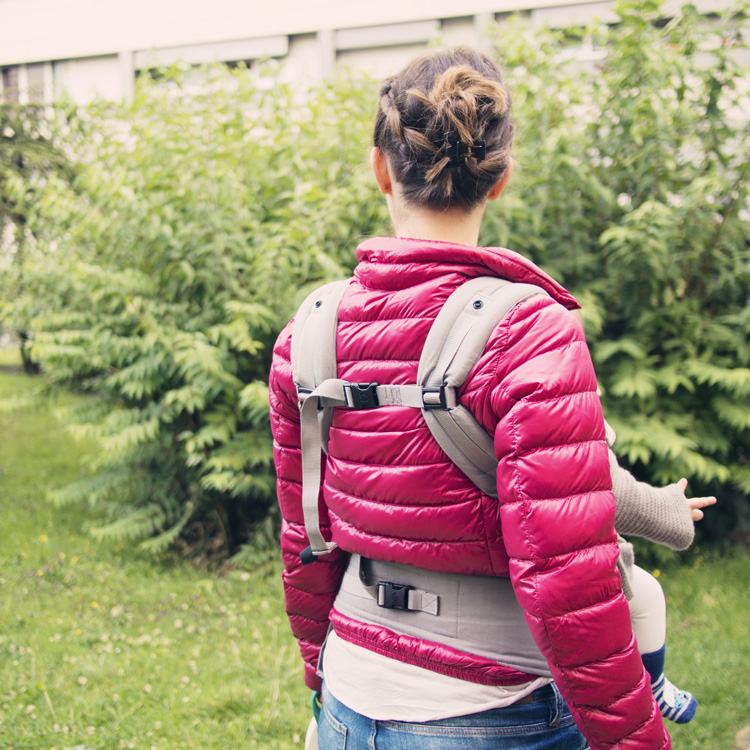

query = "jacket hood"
[[355, 236, 580, 310]]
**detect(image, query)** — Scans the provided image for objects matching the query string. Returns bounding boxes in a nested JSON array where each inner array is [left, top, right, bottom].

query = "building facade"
[[0, 0, 735, 104]]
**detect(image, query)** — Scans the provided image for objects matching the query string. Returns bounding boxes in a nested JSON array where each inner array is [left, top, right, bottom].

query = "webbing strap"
[[299, 379, 349, 558], [356, 555, 439, 616], [342, 383, 457, 410], [298, 379, 458, 559]]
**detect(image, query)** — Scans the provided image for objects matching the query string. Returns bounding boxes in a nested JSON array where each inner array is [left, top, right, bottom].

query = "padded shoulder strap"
[[291, 279, 350, 392], [290, 279, 350, 562], [291, 279, 350, 455], [418, 277, 547, 498]]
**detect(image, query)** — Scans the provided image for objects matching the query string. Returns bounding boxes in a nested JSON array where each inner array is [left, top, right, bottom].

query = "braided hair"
[[374, 47, 514, 211]]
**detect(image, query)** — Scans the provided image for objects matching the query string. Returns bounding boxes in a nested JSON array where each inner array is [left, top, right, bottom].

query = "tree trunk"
[[18, 331, 40, 374]]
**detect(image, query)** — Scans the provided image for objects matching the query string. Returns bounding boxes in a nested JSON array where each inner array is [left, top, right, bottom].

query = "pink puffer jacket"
[[270, 237, 670, 749]]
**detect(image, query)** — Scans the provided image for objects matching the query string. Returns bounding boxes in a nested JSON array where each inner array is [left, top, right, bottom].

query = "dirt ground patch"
[[736, 725, 750, 750]]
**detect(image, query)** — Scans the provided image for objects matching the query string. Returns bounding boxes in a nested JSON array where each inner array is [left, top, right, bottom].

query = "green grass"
[[0, 346, 748, 749], [0, 349, 309, 749], [657, 551, 750, 749]]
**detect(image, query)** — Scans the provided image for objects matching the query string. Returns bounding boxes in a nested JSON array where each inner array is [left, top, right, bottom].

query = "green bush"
[[3, 0, 748, 554], [0, 101, 77, 372], [5, 63, 386, 555]]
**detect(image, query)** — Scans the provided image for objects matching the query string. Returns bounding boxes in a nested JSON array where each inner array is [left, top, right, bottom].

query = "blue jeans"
[[318, 682, 589, 750]]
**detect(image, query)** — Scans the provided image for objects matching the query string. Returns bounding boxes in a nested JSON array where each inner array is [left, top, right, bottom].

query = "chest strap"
[[298, 379, 457, 562]]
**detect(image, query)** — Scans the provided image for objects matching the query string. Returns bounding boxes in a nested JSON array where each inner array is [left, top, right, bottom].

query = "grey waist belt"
[[333, 554, 552, 678]]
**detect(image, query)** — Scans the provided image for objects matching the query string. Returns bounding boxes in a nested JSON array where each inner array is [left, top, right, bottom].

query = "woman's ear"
[[487, 158, 513, 201], [370, 147, 392, 195]]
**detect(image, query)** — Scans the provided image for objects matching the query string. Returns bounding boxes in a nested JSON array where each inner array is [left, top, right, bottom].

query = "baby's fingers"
[[688, 496, 717, 509], [688, 495, 717, 522]]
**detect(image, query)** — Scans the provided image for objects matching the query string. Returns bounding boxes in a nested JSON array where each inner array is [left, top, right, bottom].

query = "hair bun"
[[428, 65, 510, 142], [373, 47, 514, 211]]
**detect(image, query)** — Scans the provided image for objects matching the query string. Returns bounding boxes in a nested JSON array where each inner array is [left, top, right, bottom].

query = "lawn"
[[0, 346, 748, 749], [0, 348, 308, 749]]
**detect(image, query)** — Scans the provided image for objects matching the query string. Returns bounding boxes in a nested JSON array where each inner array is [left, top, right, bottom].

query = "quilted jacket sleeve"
[[269, 322, 349, 691], [490, 297, 670, 750]]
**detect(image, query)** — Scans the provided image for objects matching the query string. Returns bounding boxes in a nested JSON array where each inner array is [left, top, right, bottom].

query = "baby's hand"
[[677, 478, 717, 522]]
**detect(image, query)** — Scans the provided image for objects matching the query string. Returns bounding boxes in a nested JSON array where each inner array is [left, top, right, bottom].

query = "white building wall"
[[336, 43, 426, 82], [277, 33, 326, 85], [531, 1, 617, 26], [441, 16, 489, 49], [0, 0, 607, 65], [0, 0, 739, 105], [53, 55, 125, 103]]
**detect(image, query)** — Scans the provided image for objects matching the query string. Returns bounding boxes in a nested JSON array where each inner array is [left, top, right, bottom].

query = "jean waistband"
[[517, 684, 559, 705]]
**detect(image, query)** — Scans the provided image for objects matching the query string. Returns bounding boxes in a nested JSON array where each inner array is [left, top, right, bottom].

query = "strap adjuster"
[[422, 386, 448, 410], [344, 382, 380, 409], [376, 581, 413, 610], [296, 386, 313, 408]]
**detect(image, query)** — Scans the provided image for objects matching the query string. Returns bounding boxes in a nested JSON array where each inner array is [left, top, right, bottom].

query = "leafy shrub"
[[0, 101, 77, 372], [8, 63, 386, 554]]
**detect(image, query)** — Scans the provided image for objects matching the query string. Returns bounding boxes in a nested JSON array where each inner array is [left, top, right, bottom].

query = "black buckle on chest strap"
[[376, 581, 413, 610], [344, 382, 380, 409], [422, 386, 448, 410]]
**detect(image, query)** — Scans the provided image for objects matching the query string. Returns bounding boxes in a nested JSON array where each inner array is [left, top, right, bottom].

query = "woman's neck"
[[387, 191, 486, 247]]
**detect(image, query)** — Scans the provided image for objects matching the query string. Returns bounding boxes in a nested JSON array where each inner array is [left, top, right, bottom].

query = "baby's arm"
[[609, 450, 716, 550]]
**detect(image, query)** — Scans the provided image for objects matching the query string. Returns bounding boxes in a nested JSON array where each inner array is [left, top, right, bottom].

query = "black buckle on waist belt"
[[344, 382, 379, 409], [376, 581, 413, 610]]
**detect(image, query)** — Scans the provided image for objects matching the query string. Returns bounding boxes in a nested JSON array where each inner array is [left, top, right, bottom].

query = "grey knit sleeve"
[[609, 449, 695, 550], [617, 535, 636, 600]]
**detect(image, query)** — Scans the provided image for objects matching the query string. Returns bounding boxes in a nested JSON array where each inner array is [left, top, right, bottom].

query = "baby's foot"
[[652, 674, 698, 724]]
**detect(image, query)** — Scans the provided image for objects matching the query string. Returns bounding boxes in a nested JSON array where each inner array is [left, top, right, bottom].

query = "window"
[[27, 63, 46, 103], [2, 66, 19, 102]]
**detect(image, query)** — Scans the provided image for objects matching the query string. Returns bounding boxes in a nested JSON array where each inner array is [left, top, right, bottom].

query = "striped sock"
[[651, 674, 698, 724]]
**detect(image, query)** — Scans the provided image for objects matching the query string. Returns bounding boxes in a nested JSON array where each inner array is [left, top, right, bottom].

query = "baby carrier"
[[291, 276, 554, 681]]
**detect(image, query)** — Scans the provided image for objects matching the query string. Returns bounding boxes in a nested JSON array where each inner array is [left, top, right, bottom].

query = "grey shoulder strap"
[[291, 279, 350, 454], [291, 279, 350, 394], [418, 277, 547, 498], [290, 280, 350, 562]]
